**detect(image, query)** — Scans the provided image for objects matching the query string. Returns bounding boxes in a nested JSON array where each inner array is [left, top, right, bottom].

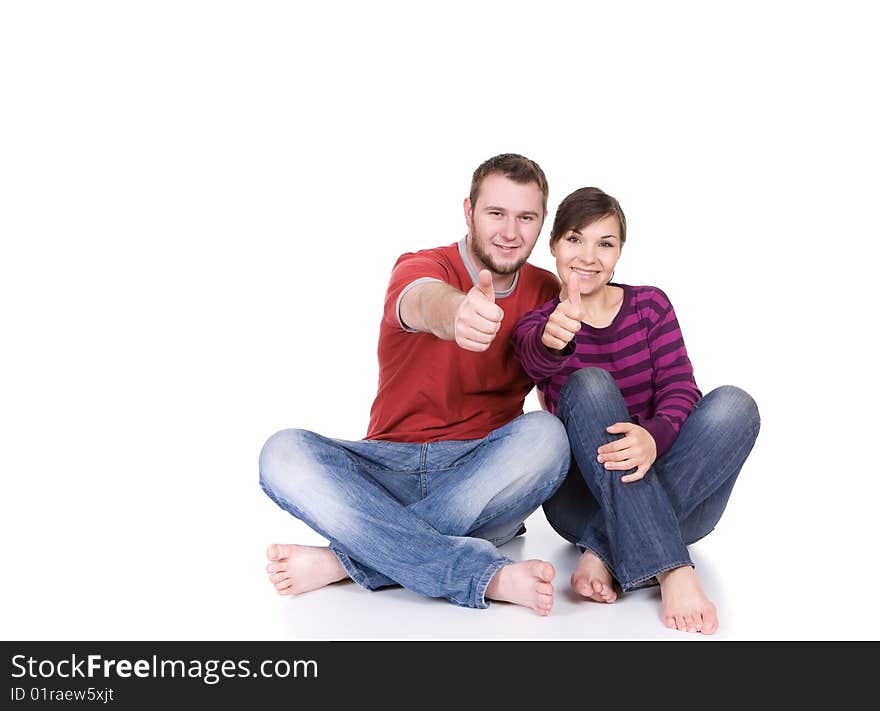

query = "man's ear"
[[463, 197, 473, 227]]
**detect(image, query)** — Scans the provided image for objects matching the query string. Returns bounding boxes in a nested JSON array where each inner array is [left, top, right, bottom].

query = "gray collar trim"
[[457, 237, 519, 298]]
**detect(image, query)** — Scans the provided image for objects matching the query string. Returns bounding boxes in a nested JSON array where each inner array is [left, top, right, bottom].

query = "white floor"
[[250, 511, 732, 641], [5, 468, 872, 642]]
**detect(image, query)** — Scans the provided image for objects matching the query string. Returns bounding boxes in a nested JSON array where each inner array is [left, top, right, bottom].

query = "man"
[[259, 154, 569, 614]]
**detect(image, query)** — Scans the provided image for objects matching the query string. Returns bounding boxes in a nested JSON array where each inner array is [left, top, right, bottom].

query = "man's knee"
[[509, 411, 570, 484], [258, 428, 319, 499]]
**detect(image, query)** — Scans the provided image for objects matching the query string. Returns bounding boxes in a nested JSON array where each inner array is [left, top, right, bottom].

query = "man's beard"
[[471, 232, 527, 275]]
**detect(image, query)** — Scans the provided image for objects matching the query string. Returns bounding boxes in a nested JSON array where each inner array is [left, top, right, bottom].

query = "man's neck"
[[464, 236, 517, 292]]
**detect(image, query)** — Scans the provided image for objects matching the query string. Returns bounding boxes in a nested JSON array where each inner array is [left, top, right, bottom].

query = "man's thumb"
[[478, 270, 495, 301]]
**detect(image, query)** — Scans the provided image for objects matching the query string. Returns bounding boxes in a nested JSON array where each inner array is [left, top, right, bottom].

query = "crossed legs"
[[259, 411, 570, 613]]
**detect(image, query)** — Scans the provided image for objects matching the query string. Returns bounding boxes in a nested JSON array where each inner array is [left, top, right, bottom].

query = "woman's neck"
[[579, 284, 623, 326]]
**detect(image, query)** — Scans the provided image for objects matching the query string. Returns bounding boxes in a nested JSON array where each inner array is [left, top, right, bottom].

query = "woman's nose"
[[577, 245, 595, 262]]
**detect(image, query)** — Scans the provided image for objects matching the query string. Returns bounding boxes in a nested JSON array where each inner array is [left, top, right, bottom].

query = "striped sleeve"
[[638, 288, 702, 457], [512, 299, 575, 382]]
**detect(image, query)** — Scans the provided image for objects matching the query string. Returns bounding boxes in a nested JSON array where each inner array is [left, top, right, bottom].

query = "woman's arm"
[[511, 303, 575, 382], [640, 289, 702, 458]]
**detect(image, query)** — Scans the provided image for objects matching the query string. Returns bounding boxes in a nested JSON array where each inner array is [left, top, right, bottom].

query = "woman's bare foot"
[[656, 566, 718, 634], [571, 549, 617, 603], [265, 543, 349, 595], [485, 560, 555, 616]]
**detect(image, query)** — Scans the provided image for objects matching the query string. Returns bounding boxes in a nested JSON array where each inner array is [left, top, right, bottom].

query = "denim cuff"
[[474, 557, 512, 609], [621, 560, 693, 592], [329, 543, 371, 590]]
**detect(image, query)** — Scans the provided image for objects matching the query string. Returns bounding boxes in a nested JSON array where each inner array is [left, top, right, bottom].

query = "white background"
[[2, 1, 878, 640]]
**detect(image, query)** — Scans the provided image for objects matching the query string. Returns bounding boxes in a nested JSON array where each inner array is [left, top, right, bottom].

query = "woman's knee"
[[558, 368, 622, 416], [701, 385, 761, 436]]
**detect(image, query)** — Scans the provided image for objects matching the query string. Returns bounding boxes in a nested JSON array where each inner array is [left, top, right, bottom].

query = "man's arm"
[[399, 270, 503, 352], [399, 280, 465, 340]]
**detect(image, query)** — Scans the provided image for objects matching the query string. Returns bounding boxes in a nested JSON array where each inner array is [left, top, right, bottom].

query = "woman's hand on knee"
[[597, 423, 657, 483]]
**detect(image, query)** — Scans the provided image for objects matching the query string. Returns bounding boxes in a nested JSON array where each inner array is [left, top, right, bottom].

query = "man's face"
[[464, 173, 545, 275]]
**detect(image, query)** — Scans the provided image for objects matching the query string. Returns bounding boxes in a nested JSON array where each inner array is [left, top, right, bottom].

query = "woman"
[[512, 187, 760, 634]]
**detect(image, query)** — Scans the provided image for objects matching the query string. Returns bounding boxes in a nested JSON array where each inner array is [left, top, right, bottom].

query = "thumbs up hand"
[[453, 269, 504, 352], [541, 273, 584, 351]]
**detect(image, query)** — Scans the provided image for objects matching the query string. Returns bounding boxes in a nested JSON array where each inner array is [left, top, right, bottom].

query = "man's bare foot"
[[485, 560, 555, 616], [656, 566, 718, 634], [265, 543, 349, 595], [571, 549, 617, 603]]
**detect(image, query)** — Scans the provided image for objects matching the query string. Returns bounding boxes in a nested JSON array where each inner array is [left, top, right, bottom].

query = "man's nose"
[[499, 216, 519, 240]]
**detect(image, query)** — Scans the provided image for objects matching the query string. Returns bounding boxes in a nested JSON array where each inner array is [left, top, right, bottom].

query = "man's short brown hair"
[[469, 154, 549, 213]]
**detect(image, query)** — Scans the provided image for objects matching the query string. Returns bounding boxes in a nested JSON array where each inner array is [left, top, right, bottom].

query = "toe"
[[675, 615, 687, 631], [535, 597, 553, 616], [268, 543, 292, 561], [665, 616, 676, 630], [702, 610, 719, 635], [269, 572, 290, 584], [685, 614, 697, 633], [540, 561, 556, 582], [536, 581, 553, 596], [266, 562, 283, 574], [571, 576, 591, 596]]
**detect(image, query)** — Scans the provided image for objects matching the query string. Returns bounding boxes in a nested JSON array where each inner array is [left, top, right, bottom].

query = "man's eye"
[[520, 215, 534, 221]]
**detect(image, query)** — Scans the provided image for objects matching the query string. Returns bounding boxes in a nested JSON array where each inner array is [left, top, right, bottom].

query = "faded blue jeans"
[[544, 368, 760, 591], [259, 411, 570, 608]]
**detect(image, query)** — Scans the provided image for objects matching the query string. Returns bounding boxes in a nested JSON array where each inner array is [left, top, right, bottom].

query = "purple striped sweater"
[[512, 284, 702, 457]]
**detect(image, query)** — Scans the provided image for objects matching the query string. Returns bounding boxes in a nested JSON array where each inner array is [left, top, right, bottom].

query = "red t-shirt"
[[366, 240, 560, 442]]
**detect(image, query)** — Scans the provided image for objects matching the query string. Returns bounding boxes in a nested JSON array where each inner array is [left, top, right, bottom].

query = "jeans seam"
[[337, 447, 418, 475], [423, 442, 483, 473], [419, 443, 428, 499]]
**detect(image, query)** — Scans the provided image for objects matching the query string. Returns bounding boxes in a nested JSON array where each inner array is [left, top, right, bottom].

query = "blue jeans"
[[544, 368, 760, 591], [259, 411, 570, 608]]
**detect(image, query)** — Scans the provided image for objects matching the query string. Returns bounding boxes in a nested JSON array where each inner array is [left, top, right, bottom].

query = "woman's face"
[[551, 215, 623, 297]]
